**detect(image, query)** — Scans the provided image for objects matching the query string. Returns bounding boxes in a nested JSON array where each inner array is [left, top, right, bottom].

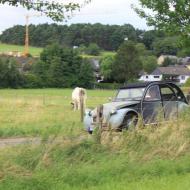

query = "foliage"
[[23, 73, 41, 88], [152, 36, 180, 56], [0, 23, 142, 51], [32, 44, 94, 88], [77, 59, 95, 88], [0, 58, 23, 88], [0, 0, 91, 21], [162, 57, 178, 67], [141, 55, 158, 73], [100, 55, 115, 82], [177, 48, 190, 57], [112, 41, 143, 83], [140, 30, 165, 50], [85, 43, 101, 56], [134, 1, 190, 35]]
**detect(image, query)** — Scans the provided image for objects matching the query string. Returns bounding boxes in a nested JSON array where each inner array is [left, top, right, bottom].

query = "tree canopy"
[[112, 41, 143, 83], [0, 0, 91, 21], [134, 0, 190, 39]]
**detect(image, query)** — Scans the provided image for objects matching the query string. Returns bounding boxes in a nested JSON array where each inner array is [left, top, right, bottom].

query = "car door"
[[169, 83, 189, 113], [159, 84, 178, 119], [142, 85, 164, 124]]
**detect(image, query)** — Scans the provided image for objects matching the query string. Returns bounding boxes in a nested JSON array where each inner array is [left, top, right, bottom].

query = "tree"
[[100, 55, 115, 82], [0, 58, 23, 88], [152, 36, 180, 56], [141, 55, 157, 73], [112, 41, 143, 83], [85, 43, 101, 56], [162, 57, 178, 67], [32, 44, 94, 88], [77, 59, 95, 88], [133, 0, 190, 41], [177, 48, 190, 57], [0, 0, 91, 21]]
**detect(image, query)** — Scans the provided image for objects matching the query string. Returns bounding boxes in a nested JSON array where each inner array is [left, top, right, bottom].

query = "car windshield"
[[114, 88, 145, 101]]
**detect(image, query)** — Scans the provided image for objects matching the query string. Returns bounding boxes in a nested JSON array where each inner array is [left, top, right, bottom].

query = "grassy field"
[[0, 89, 190, 190], [0, 43, 43, 57], [0, 89, 115, 137], [0, 43, 116, 59]]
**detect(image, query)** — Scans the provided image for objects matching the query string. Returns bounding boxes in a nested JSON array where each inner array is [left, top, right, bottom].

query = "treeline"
[[1, 23, 189, 57], [0, 23, 148, 51], [0, 44, 95, 88]]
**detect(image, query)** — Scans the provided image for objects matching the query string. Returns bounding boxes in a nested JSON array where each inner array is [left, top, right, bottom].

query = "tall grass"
[[0, 89, 190, 189]]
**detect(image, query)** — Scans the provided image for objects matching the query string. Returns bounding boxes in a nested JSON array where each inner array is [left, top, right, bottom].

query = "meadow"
[[0, 88, 190, 190], [0, 43, 43, 57]]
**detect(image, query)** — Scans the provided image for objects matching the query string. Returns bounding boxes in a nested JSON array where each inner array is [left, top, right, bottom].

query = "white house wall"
[[139, 75, 162, 82], [177, 75, 190, 84]]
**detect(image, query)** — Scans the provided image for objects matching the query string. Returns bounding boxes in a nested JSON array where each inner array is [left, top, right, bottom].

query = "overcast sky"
[[0, 0, 151, 34]]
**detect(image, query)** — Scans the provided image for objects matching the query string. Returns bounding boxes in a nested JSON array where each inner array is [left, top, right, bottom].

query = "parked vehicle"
[[84, 81, 189, 133]]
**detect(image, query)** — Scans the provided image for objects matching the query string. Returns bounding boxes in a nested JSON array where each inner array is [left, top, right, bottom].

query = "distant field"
[[0, 44, 116, 58], [0, 43, 43, 57], [81, 51, 116, 59]]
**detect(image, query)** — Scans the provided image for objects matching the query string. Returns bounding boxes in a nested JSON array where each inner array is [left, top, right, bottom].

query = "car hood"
[[103, 100, 139, 110], [90, 100, 139, 119]]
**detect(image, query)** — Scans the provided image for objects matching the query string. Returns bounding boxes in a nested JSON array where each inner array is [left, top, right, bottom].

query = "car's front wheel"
[[120, 113, 138, 131]]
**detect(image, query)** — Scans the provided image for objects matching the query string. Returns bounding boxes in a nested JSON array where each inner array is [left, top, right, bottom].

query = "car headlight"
[[85, 109, 92, 116], [110, 109, 117, 115]]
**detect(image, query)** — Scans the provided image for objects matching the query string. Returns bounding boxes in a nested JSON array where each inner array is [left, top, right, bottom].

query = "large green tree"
[[134, 0, 190, 41], [0, 0, 91, 21], [152, 36, 180, 56], [112, 41, 143, 83], [32, 44, 94, 88], [100, 55, 115, 82]]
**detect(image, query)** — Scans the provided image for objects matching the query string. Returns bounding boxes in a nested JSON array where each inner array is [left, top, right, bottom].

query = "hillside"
[[0, 43, 43, 57]]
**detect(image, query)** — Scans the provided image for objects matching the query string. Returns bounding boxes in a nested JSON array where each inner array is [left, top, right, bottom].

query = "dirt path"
[[0, 137, 41, 148]]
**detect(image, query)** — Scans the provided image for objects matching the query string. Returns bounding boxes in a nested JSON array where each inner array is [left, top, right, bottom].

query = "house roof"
[[151, 66, 190, 76]]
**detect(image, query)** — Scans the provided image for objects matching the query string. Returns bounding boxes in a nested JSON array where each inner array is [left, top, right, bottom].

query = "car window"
[[115, 88, 145, 101], [160, 85, 176, 101], [169, 84, 186, 102], [144, 85, 161, 101]]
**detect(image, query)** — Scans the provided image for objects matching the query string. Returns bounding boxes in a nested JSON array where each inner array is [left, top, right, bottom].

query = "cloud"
[[0, 0, 149, 34]]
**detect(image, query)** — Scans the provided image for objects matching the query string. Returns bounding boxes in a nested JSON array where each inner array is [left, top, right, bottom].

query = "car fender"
[[84, 109, 93, 131], [109, 108, 138, 129]]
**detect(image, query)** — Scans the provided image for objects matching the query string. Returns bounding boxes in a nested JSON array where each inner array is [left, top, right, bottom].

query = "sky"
[[0, 0, 151, 34]]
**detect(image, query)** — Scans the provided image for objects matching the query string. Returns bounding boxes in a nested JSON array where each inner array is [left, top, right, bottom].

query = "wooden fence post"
[[80, 91, 84, 122]]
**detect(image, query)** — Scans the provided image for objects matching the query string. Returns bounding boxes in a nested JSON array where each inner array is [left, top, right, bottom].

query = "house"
[[139, 66, 190, 84]]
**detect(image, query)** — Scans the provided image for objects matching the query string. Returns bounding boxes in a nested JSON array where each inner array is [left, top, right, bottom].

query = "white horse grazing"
[[71, 87, 87, 111]]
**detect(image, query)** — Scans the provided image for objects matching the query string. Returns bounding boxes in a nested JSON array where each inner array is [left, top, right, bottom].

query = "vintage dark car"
[[84, 81, 189, 133]]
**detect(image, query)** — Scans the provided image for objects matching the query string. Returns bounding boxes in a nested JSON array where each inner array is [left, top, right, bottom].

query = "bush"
[[23, 74, 42, 88]]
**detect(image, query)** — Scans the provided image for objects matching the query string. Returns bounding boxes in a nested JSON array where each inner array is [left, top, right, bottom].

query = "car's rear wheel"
[[120, 113, 138, 131]]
